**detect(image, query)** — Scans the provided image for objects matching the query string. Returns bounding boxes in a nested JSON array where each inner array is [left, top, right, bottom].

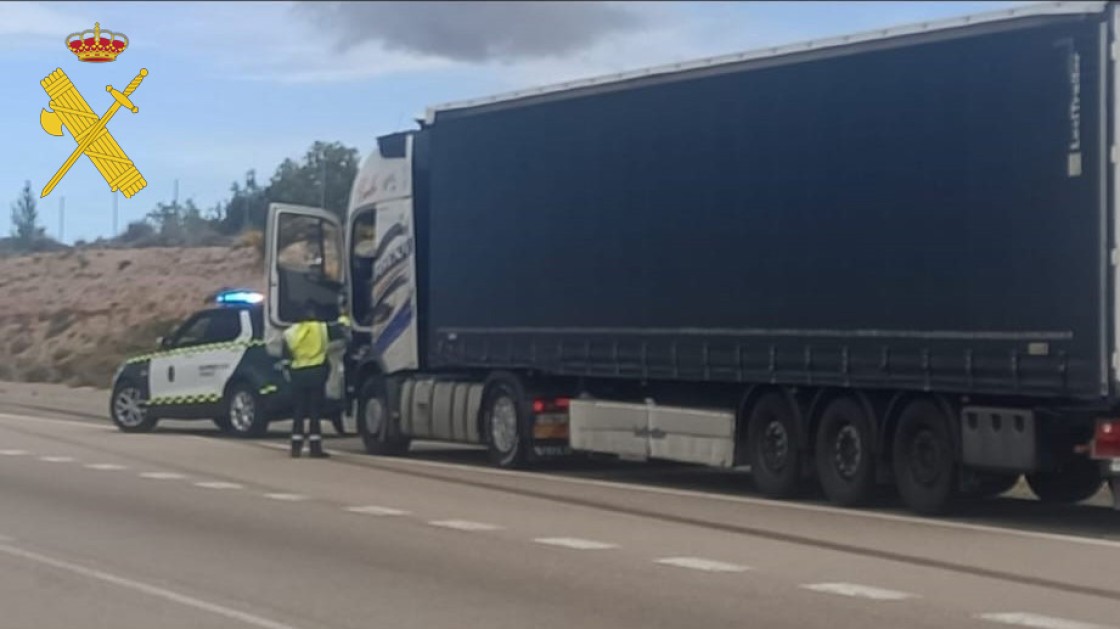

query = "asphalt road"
[[1, 404, 1119, 629]]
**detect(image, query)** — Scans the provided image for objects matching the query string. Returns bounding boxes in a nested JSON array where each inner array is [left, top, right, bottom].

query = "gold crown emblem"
[[66, 22, 128, 63]]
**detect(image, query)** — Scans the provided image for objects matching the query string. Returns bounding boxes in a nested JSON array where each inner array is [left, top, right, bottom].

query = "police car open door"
[[265, 203, 345, 337]]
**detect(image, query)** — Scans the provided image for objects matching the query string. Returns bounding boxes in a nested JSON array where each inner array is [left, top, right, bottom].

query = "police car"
[[109, 290, 294, 437]]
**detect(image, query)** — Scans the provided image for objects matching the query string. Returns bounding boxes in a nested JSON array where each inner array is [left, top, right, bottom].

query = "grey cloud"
[[296, 1, 647, 63]]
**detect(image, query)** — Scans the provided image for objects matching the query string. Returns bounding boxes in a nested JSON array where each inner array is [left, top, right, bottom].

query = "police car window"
[[249, 308, 264, 339], [172, 313, 213, 348], [205, 310, 242, 344]]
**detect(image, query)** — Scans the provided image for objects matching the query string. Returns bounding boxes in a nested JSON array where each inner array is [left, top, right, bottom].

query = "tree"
[[10, 180, 42, 245], [216, 170, 269, 235], [266, 141, 359, 221]]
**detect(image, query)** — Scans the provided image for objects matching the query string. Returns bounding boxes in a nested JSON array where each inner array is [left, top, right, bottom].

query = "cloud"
[[296, 1, 649, 63], [0, 2, 90, 49]]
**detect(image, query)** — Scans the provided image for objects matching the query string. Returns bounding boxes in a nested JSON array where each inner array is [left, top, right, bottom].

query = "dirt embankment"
[[0, 244, 264, 388]]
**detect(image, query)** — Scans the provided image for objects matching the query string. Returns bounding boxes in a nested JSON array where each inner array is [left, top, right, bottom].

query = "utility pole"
[[173, 179, 179, 206], [112, 192, 118, 236], [58, 196, 65, 243], [320, 158, 327, 210]]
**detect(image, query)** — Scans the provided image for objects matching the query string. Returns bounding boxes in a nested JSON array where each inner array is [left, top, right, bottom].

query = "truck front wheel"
[[1026, 457, 1103, 504], [482, 374, 530, 469], [357, 378, 410, 456]]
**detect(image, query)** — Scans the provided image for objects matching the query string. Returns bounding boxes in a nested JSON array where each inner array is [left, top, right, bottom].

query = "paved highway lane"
[[0, 409, 1118, 629]]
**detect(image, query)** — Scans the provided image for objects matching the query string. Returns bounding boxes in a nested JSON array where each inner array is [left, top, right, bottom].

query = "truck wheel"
[[110, 379, 158, 433], [746, 393, 803, 499], [223, 384, 268, 438], [959, 471, 1020, 500], [815, 397, 877, 507], [1026, 457, 1103, 504], [482, 375, 530, 469], [357, 379, 410, 456], [893, 399, 957, 515]]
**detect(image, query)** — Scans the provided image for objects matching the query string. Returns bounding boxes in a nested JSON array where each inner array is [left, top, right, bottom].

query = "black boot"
[[290, 436, 303, 458], [308, 436, 329, 458]]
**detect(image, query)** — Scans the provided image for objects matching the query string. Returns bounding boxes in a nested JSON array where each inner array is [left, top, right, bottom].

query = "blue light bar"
[[215, 290, 264, 306]]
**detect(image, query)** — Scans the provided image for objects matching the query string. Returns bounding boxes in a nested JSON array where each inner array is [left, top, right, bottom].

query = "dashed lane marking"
[[801, 582, 916, 601], [654, 557, 751, 573], [0, 412, 110, 430], [0, 543, 299, 629], [256, 440, 1120, 552], [39, 456, 75, 463], [534, 537, 618, 550], [345, 506, 409, 516], [194, 481, 244, 490], [428, 520, 502, 532], [0, 449, 28, 456], [263, 493, 308, 502], [85, 463, 128, 471], [976, 613, 1111, 629], [140, 472, 187, 480]]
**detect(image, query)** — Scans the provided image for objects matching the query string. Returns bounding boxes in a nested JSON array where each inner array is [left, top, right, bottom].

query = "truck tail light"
[[532, 398, 571, 414], [1091, 419, 1120, 459], [531, 397, 571, 440]]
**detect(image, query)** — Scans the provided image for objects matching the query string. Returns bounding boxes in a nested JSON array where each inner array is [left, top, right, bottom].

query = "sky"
[[3, 0, 1028, 244]]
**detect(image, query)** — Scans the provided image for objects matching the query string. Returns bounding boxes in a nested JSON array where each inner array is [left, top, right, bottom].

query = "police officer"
[[283, 300, 332, 458]]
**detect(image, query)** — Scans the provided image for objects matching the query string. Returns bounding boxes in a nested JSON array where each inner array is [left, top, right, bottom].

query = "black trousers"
[[290, 365, 328, 439]]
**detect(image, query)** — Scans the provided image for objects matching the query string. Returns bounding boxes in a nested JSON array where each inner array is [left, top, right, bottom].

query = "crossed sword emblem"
[[39, 68, 149, 198]]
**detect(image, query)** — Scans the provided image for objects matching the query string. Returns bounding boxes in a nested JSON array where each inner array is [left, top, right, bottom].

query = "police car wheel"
[[357, 379, 410, 456], [223, 384, 267, 438], [111, 380, 158, 433]]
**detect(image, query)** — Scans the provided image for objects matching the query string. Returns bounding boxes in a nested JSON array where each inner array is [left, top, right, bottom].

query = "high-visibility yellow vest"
[[283, 321, 328, 369]]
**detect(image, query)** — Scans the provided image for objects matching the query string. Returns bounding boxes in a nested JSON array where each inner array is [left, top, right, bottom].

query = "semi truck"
[[265, 0, 1120, 515]]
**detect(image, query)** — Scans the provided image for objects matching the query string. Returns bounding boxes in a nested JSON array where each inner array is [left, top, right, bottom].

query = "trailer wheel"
[[893, 399, 957, 515], [1026, 457, 1103, 504], [482, 374, 530, 469], [815, 397, 877, 507], [357, 378, 410, 456], [746, 393, 803, 499]]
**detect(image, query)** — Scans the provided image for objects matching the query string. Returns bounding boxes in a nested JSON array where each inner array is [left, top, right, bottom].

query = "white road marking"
[[282, 442, 1120, 551], [976, 613, 1110, 629], [10, 410, 1113, 553], [801, 582, 915, 601], [85, 463, 128, 471], [140, 472, 187, 480], [534, 537, 618, 550], [263, 493, 308, 502], [39, 456, 75, 463], [345, 506, 410, 516], [0, 543, 299, 629], [654, 557, 750, 573], [194, 481, 244, 490], [0, 449, 28, 456], [428, 519, 502, 532]]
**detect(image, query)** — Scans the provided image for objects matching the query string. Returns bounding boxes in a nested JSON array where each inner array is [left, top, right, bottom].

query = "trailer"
[[265, 0, 1120, 514]]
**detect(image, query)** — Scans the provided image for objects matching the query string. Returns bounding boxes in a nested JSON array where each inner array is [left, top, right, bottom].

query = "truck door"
[[265, 203, 345, 338]]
